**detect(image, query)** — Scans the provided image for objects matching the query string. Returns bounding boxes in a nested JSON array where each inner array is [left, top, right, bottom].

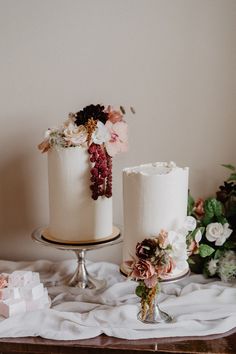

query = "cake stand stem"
[[68, 249, 106, 290]]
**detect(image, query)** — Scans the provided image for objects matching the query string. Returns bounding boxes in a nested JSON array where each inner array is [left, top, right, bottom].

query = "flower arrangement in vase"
[[125, 217, 195, 323]]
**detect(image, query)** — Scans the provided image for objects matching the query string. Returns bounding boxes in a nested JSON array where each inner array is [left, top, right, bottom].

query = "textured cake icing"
[[38, 104, 129, 243], [47, 146, 113, 242], [122, 161, 189, 278]]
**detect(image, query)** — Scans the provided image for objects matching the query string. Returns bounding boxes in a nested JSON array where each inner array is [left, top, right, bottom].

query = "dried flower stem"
[[85, 118, 97, 145]]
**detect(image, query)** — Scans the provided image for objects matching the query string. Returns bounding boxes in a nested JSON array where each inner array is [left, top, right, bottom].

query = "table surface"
[[0, 331, 235, 354]]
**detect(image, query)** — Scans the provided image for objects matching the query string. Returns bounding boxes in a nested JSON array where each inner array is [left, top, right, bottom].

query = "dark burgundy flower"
[[75, 104, 108, 126], [217, 182, 235, 203], [136, 238, 156, 260]]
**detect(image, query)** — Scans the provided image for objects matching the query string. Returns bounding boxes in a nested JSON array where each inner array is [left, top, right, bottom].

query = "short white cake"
[[122, 161, 189, 279], [46, 146, 113, 243]]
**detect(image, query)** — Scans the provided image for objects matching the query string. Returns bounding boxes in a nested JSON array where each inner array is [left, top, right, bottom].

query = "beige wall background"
[[0, 0, 235, 264]]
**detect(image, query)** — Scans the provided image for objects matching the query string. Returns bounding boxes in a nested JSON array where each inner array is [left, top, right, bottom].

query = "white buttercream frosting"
[[122, 161, 189, 278], [47, 146, 113, 242]]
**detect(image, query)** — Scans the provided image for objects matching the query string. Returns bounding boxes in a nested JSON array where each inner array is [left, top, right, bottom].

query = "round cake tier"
[[122, 161, 189, 278], [47, 146, 113, 243]]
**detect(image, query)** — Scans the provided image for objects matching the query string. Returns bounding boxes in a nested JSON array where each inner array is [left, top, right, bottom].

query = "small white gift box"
[[0, 271, 50, 318], [0, 298, 26, 318], [8, 271, 33, 287]]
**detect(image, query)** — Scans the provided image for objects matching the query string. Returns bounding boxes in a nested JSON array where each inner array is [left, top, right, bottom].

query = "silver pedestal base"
[[66, 249, 106, 289], [138, 302, 172, 324], [32, 226, 121, 290]]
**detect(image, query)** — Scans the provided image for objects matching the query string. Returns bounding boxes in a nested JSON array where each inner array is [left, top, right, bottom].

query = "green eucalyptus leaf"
[[199, 244, 215, 258], [221, 164, 236, 171], [228, 173, 236, 181]]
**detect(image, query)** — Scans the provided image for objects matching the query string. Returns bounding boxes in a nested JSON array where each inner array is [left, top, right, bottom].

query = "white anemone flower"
[[168, 230, 188, 270], [92, 121, 110, 145]]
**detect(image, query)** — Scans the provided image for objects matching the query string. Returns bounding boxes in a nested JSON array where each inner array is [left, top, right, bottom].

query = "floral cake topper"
[[38, 104, 134, 200]]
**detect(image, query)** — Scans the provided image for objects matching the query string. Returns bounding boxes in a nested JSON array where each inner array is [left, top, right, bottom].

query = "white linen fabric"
[[0, 259, 235, 340]]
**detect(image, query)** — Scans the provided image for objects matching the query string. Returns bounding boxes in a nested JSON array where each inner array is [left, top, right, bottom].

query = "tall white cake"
[[122, 161, 189, 278], [47, 146, 113, 243], [38, 104, 129, 244]]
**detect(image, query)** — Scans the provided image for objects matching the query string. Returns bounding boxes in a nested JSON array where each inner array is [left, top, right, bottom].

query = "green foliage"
[[221, 164, 236, 171], [221, 164, 236, 182], [188, 258, 195, 265], [135, 283, 145, 298], [228, 173, 236, 182], [202, 198, 223, 226], [188, 163, 236, 281], [214, 249, 224, 260], [187, 194, 195, 215], [216, 215, 228, 224], [199, 244, 215, 258], [223, 240, 236, 250]]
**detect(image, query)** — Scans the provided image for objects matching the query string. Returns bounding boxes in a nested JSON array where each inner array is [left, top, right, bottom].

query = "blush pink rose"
[[105, 120, 128, 157], [130, 259, 155, 280], [144, 274, 158, 288]]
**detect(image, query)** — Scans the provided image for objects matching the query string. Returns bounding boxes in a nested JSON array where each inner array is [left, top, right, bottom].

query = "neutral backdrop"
[[0, 0, 235, 264]]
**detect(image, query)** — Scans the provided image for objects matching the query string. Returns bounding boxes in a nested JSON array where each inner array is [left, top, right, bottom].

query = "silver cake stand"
[[32, 226, 121, 290]]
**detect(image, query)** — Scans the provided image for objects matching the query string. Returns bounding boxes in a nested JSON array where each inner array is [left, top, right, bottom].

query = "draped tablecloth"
[[0, 259, 235, 340]]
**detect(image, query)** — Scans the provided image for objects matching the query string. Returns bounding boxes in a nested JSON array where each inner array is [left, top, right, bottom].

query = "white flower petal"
[[92, 121, 110, 145], [195, 230, 202, 243], [183, 216, 197, 231], [223, 223, 233, 240], [215, 237, 225, 246]]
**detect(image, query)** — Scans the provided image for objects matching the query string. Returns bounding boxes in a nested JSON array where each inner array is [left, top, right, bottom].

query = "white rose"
[[64, 123, 87, 146], [205, 222, 232, 246], [92, 121, 110, 145], [183, 216, 197, 232]]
